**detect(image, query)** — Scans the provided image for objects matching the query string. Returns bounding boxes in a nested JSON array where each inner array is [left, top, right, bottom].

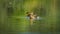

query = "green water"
[[0, 0, 60, 34]]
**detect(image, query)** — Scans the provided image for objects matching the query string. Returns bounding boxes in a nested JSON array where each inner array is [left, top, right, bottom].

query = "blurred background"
[[0, 0, 60, 34]]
